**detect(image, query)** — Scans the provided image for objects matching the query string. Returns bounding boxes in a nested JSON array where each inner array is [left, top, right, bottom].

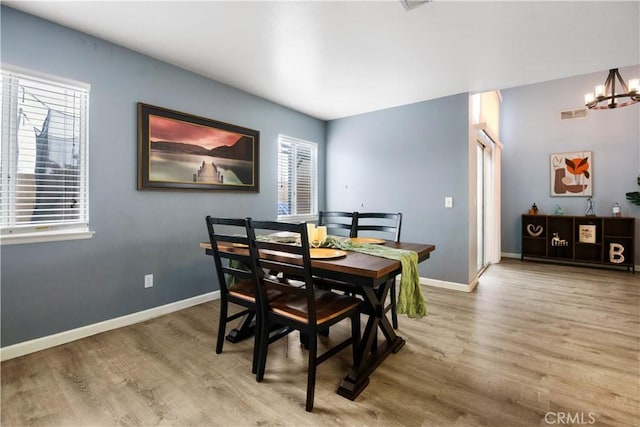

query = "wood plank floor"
[[2, 259, 638, 426]]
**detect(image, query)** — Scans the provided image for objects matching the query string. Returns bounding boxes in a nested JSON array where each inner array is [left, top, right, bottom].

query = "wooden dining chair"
[[353, 212, 403, 329], [317, 211, 357, 238], [353, 212, 402, 242], [205, 216, 264, 374], [246, 219, 361, 412]]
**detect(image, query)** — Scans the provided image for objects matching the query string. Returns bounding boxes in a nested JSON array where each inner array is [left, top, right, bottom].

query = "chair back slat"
[[216, 234, 251, 246], [221, 263, 254, 281], [256, 239, 304, 254], [258, 257, 306, 281], [318, 211, 356, 237], [353, 212, 402, 242]]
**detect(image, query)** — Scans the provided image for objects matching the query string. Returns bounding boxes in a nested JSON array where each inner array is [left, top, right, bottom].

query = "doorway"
[[477, 140, 492, 273]]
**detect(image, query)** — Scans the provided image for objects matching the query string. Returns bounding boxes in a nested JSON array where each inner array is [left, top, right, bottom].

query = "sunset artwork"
[[550, 151, 592, 197], [138, 104, 259, 192]]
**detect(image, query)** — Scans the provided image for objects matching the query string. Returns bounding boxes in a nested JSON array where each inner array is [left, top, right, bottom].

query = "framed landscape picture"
[[550, 151, 592, 196], [137, 103, 259, 192]]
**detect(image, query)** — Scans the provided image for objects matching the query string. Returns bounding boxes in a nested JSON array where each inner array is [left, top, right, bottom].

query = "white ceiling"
[[5, 1, 640, 120]]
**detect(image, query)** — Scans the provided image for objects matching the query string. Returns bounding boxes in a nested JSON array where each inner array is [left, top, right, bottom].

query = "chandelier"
[[584, 68, 639, 109]]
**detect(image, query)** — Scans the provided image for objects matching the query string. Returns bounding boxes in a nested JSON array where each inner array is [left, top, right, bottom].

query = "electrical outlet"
[[445, 197, 453, 208], [144, 274, 153, 288]]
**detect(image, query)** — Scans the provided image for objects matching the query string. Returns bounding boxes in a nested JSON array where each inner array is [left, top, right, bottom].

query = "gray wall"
[[325, 94, 471, 284], [0, 7, 326, 347], [501, 65, 640, 265]]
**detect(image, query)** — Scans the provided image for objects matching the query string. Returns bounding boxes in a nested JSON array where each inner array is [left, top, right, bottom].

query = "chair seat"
[[271, 290, 361, 325], [229, 279, 285, 302], [228, 279, 257, 301]]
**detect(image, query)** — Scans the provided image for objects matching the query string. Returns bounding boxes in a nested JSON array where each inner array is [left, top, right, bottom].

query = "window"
[[277, 135, 317, 221], [1, 66, 92, 245]]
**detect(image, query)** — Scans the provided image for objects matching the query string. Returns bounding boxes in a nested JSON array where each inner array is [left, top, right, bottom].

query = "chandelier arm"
[[607, 70, 617, 108], [613, 69, 630, 93]]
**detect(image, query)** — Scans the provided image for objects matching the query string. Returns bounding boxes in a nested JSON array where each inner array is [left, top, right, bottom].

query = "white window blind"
[[277, 135, 317, 220], [1, 66, 91, 244]]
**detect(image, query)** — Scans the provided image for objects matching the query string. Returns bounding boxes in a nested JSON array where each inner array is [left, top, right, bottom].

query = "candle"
[[594, 84, 605, 97], [628, 78, 639, 93], [306, 223, 316, 244], [584, 93, 595, 104], [315, 226, 327, 244]]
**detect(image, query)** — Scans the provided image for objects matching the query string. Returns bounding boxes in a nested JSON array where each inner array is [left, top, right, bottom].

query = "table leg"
[[227, 313, 291, 345], [226, 312, 256, 343], [337, 281, 405, 400]]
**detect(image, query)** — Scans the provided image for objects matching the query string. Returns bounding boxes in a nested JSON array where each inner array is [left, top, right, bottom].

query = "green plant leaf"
[[626, 191, 640, 206]]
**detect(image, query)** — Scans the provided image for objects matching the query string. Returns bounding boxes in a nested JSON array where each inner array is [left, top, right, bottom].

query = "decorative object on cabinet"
[[609, 243, 625, 264], [551, 233, 569, 247], [521, 214, 635, 273], [528, 203, 539, 215], [585, 197, 595, 216], [554, 204, 564, 215], [612, 203, 621, 217], [137, 103, 260, 192], [578, 224, 596, 244], [526, 224, 543, 237], [550, 152, 592, 196]]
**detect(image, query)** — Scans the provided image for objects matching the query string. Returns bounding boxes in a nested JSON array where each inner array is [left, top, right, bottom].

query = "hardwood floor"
[[2, 259, 638, 426]]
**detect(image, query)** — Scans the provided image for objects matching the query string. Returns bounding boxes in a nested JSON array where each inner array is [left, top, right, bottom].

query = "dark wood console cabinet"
[[521, 214, 635, 273]]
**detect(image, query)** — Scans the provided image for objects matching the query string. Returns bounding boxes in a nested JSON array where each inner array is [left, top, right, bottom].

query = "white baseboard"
[[502, 252, 639, 272], [501, 252, 520, 259], [0, 291, 220, 362], [420, 277, 475, 292]]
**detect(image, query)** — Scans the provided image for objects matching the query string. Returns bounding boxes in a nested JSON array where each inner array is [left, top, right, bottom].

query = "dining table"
[[200, 239, 436, 400]]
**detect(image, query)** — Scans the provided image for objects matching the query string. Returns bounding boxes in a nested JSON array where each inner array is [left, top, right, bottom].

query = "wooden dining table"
[[200, 239, 436, 400]]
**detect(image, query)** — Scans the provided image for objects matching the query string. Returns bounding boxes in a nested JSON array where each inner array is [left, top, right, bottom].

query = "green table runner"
[[322, 236, 427, 318]]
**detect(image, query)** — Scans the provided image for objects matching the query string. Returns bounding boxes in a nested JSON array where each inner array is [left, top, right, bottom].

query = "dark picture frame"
[[137, 103, 259, 192]]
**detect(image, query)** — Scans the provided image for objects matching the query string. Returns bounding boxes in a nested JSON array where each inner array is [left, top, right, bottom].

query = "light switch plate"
[[445, 197, 453, 208]]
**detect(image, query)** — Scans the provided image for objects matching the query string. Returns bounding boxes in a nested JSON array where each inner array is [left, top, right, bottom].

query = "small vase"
[[585, 197, 595, 216]]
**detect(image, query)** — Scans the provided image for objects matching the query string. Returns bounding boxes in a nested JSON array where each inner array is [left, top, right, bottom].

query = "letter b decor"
[[609, 243, 625, 264]]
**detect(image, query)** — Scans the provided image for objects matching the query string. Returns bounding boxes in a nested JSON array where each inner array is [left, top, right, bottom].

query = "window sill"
[[277, 214, 318, 223], [0, 229, 95, 246]]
